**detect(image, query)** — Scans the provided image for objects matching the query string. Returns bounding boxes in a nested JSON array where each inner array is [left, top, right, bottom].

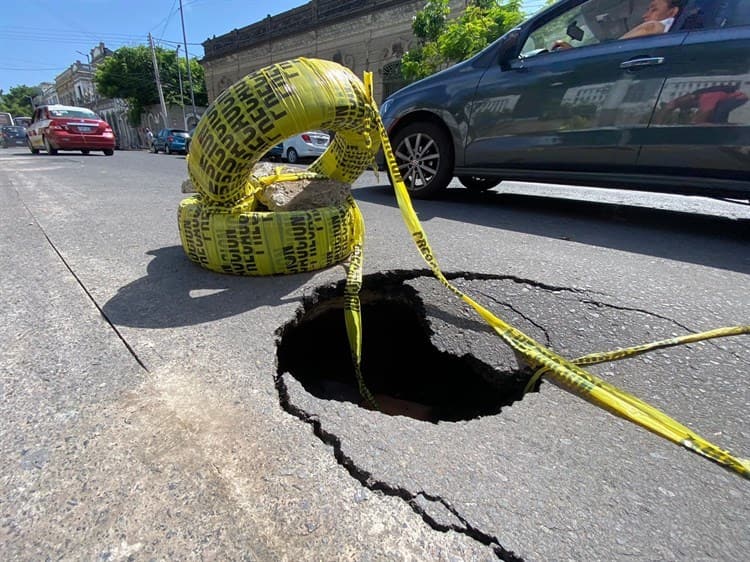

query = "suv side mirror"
[[497, 29, 522, 69]]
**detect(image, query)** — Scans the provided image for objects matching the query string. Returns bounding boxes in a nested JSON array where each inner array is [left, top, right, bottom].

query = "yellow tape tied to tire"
[[178, 57, 379, 276], [187, 57, 379, 207], [178, 194, 361, 276]]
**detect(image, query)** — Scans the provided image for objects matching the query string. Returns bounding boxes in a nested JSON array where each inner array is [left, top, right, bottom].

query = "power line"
[[156, 0, 179, 40], [0, 27, 203, 47], [0, 65, 68, 72]]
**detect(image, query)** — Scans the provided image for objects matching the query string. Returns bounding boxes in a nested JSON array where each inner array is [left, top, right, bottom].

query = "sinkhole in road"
[[276, 272, 532, 423]]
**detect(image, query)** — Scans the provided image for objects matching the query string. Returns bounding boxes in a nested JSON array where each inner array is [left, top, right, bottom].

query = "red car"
[[27, 104, 116, 156]]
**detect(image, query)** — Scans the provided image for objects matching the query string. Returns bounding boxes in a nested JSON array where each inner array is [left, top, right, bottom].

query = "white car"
[[282, 130, 330, 163]]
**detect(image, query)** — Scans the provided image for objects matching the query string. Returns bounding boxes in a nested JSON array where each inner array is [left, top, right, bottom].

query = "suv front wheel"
[[389, 121, 454, 199]]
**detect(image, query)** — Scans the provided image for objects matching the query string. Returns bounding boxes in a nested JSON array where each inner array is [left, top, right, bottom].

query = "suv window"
[[678, 0, 750, 30], [521, 0, 689, 56]]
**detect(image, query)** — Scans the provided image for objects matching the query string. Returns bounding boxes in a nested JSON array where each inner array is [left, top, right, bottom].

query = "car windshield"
[[2, 126, 25, 133], [49, 108, 98, 119]]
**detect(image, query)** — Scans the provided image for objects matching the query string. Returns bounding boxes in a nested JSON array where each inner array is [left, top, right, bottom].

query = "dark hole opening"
[[276, 274, 531, 423]]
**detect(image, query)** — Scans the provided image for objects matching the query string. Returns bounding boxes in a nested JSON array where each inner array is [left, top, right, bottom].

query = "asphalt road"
[[1, 147, 748, 561]]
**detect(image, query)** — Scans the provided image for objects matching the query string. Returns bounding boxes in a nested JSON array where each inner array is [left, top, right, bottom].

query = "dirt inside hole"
[[276, 273, 531, 422]]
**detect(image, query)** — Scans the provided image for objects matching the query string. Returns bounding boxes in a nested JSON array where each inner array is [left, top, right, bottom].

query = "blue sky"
[[0, 0, 545, 94], [0, 0, 308, 93]]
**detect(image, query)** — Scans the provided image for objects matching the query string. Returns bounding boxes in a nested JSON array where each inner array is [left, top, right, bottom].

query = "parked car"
[[281, 131, 330, 163], [13, 116, 32, 128], [26, 104, 115, 155], [151, 128, 190, 154], [378, 0, 750, 201], [1, 125, 27, 148]]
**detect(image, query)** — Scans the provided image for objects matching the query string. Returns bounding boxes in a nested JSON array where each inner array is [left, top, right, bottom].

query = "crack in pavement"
[[274, 371, 523, 561]]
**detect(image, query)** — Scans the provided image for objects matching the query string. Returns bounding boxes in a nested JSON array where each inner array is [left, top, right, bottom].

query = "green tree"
[[94, 45, 207, 125], [401, 0, 525, 82], [0, 85, 41, 117], [159, 50, 208, 115]]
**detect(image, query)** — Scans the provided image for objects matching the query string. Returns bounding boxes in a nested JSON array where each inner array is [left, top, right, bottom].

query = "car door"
[[465, 0, 687, 172], [27, 107, 48, 149], [638, 0, 750, 176]]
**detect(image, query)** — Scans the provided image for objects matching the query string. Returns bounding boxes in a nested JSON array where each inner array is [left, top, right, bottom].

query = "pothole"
[[276, 272, 533, 422]]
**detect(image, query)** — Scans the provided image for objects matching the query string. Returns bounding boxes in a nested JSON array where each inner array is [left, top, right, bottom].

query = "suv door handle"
[[620, 57, 665, 69]]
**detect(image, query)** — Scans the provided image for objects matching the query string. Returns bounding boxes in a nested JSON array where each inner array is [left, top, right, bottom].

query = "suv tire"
[[389, 121, 453, 199]]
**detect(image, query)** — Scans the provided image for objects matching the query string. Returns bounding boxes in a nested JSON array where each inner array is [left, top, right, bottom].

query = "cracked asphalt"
[[1, 148, 748, 561]]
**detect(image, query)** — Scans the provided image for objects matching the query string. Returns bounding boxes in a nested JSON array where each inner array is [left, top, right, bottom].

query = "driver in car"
[[552, 0, 683, 50]]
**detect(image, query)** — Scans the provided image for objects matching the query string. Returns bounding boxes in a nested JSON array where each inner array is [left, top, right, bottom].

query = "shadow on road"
[[102, 246, 321, 329], [353, 184, 750, 274]]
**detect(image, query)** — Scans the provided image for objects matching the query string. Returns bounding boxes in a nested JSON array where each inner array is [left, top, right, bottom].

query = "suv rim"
[[395, 132, 439, 190]]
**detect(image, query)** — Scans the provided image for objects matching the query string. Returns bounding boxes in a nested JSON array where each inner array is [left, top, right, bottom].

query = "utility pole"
[[179, 0, 198, 124], [148, 32, 169, 128], [176, 45, 187, 129]]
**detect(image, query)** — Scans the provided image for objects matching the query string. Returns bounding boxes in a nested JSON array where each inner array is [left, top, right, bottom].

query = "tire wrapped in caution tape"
[[178, 194, 362, 276], [186, 57, 380, 207], [178, 57, 379, 275]]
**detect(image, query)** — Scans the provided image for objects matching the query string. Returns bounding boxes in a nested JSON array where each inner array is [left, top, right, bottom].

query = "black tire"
[[81, 149, 90, 155], [151, 143, 158, 153], [178, 195, 359, 275], [389, 121, 453, 199], [43, 136, 58, 155], [166, 145, 172, 155], [28, 138, 39, 154], [457, 175, 501, 192], [103, 149, 114, 156], [286, 147, 299, 164]]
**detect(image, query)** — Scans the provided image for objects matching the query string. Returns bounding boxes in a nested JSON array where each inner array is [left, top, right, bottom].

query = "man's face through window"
[[641, 0, 679, 23]]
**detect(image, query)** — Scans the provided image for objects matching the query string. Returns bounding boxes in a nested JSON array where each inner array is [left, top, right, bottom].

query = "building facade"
[[200, 0, 470, 105]]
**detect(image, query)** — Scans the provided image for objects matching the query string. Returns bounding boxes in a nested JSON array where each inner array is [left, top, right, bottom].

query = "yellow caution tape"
[[525, 324, 750, 393], [178, 194, 361, 276], [180, 56, 748, 480], [186, 58, 380, 206]]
